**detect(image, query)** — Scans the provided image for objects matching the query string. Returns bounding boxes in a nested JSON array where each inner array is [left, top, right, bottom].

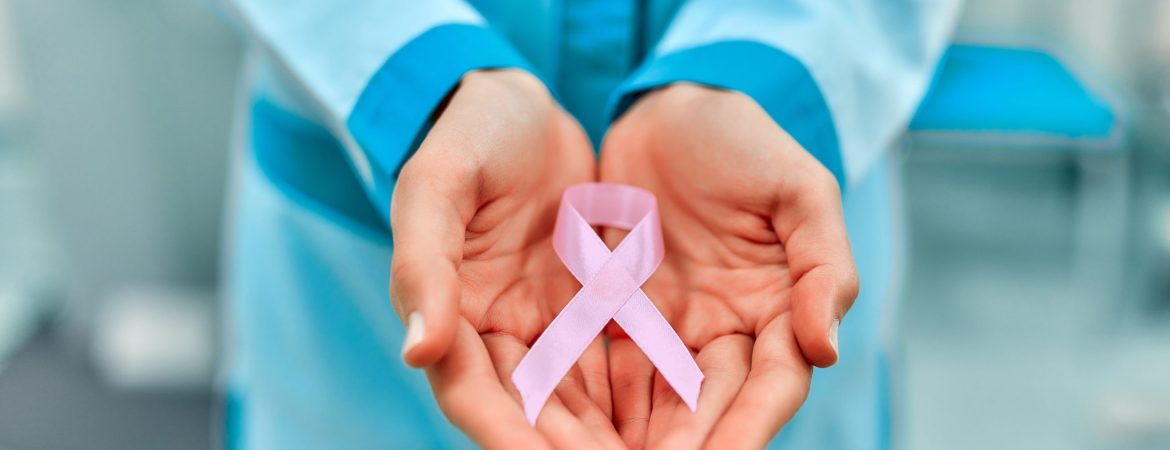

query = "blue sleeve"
[[611, 0, 962, 189], [218, 0, 533, 219]]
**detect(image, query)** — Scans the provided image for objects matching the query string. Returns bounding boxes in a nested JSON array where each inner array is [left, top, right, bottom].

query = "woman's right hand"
[[389, 69, 622, 449]]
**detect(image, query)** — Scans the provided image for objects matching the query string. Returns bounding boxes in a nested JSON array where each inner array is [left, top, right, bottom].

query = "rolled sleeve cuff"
[[346, 23, 534, 185], [608, 41, 846, 187]]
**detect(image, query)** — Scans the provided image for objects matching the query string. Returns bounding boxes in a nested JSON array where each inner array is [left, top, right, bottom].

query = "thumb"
[[772, 174, 859, 368], [389, 159, 474, 368]]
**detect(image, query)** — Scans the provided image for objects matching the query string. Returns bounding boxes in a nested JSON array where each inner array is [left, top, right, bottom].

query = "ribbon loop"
[[512, 183, 704, 425]]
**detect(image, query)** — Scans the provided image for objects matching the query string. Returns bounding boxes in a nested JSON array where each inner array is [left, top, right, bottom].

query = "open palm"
[[389, 69, 621, 450], [599, 84, 860, 450]]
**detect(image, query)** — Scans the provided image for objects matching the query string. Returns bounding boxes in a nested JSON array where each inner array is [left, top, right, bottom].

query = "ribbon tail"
[[614, 291, 704, 412], [512, 263, 644, 425], [511, 299, 598, 425]]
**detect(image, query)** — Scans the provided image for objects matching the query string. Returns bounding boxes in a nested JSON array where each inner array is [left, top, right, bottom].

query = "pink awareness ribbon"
[[512, 182, 704, 425]]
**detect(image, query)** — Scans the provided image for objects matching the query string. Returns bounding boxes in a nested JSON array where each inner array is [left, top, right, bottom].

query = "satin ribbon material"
[[512, 183, 704, 425]]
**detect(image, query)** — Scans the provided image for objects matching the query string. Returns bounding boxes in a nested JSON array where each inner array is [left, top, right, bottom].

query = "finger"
[[703, 315, 811, 450], [576, 336, 613, 418], [542, 396, 616, 450], [771, 173, 859, 367], [426, 321, 551, 450], [647, 334, 751, 450], [559, 364, 625, 450], [645, 372, 680, 445], [481, 333, 613, 450], [609, 336, 654, 449], [389, 153, 477, 367]]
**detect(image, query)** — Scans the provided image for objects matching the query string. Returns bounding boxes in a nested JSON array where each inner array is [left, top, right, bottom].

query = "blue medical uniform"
[[216, 1, 960, 448]]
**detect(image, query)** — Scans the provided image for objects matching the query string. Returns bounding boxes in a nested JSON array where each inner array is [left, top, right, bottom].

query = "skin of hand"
[[388, 69, 624, 450], [599, 83, 860, 450]]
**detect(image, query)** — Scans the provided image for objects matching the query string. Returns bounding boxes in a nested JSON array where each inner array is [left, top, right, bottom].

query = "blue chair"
[[912, 44, 1118, 144]]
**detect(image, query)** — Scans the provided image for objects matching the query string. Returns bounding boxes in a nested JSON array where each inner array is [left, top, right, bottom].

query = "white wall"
[[6, 0, 242, 344]]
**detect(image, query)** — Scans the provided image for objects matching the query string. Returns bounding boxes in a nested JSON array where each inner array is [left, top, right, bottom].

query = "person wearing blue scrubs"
[[215, 1, 960, 448]]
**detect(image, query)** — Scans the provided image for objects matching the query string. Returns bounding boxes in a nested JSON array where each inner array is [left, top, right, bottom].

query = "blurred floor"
[[0, 326, 212, 450]]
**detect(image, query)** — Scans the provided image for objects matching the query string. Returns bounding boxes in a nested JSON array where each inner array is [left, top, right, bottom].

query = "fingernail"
[[402, 312, 425, 360], [829, 319, 840, 357]]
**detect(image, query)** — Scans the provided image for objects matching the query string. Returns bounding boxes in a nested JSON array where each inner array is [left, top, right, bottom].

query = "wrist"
[[618, 82, 760, 135], [649, 82, 720, 100], [433, 68, 550, 120], [460, 68, 548, 100], [648, 82, 746, 107]]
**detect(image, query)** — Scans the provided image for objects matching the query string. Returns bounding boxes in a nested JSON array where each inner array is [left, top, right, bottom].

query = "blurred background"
[[0, 1, 1167, 449]]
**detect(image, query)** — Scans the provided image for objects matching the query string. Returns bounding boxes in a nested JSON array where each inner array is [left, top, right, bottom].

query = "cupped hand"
[[599, 83, 860, 450], [389, 69, 622, 450]]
